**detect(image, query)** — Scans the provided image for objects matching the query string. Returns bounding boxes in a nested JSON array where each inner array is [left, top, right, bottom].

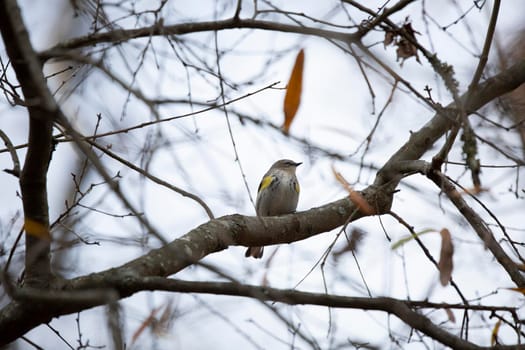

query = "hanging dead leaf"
[[332, 165, 352, 193], [24, 218, 51, 240], [491, 319, 502, 346], [384, 30, 395, 47], [462, 184, 488, 195], [400, 22, 421, 64], [282, 49, 305, 134], [396, 38, 417, 63], [385, 19, 421, 66], [349, 191, 375, 215], [444, 308, 456, 323], [438, 228, 454, 286], [331, 165, 375, 215], [403, 22, 419, 41]]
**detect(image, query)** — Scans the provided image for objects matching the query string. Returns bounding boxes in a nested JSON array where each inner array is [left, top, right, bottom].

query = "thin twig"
[[88, 139, 215, 218], [0, 128, 20, 177], [467, 0, 501, 92]]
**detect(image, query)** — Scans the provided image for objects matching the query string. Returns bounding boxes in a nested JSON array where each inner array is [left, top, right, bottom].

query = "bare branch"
[[40, 18, 359, 62], [0, 128, 20, 177], [426, 169, 525, 287]]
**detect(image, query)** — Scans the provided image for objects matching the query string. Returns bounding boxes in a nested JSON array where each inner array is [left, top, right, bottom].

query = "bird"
[[245, 159, 301, 258]]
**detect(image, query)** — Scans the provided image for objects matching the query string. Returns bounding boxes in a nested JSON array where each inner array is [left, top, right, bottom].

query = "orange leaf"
[[444, 308, 456, 323], [384, 30, 395, 47], [282, 49, 305, 134], [438, 228, 454, 286], [491, 319, 502, 346], [506, 287, 525, 295], [462, 184, 488, 195], [24, 218, 51, 240], [332, 165, 375, 215]]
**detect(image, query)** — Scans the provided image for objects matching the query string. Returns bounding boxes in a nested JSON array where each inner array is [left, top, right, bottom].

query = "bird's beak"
[[295, 162, 302, 167]]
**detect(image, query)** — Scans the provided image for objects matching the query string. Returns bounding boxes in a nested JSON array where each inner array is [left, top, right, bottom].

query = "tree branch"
[[0, 0, 59, 286], [3, 277, 521, 350], [426, 169, 525, 287], [0, 54, 524, 348], [375, 58, 525, 186], [0, 184, 391, 344], [39, 18, 359, 61], [2, 1, 525, 346]]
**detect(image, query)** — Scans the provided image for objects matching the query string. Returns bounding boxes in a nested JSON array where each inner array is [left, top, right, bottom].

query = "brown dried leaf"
[[283, 49, 305, 134], [331, 165, 375, 215], [444, 308, 456, 323], [462, 184, 489, 195], [384, 30, 395, 47], [350, 189, 375, 215], [396, 39, 418, 62], [403, 22, 420, 40], [395, 21, 421, 65], [332, 165, 352, 193], [438, 228, 454, 286]]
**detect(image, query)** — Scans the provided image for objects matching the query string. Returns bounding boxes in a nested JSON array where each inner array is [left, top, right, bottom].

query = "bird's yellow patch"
[[294, 182, 300, 194], [258, 176, 274, 193]]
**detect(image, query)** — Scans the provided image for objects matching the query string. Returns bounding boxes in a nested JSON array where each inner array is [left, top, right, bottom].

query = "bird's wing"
[[258, 175, 275, 193]]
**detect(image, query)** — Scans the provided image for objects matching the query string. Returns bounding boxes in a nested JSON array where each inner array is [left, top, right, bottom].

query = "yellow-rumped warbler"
[[245, 159, 301, 259]]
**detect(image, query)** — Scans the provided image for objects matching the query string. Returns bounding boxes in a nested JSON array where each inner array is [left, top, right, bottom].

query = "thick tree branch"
[[1, 1, 525, 346], [71, 186, 389, 284], [392, 160, 525, 287], [2, 277, 522, 350], [0, 0, 59, 286], [125, 278, 518, 350], [0, 184, 391, 344], [375, 58, 525, 186], [1, 56, 524, 347]]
